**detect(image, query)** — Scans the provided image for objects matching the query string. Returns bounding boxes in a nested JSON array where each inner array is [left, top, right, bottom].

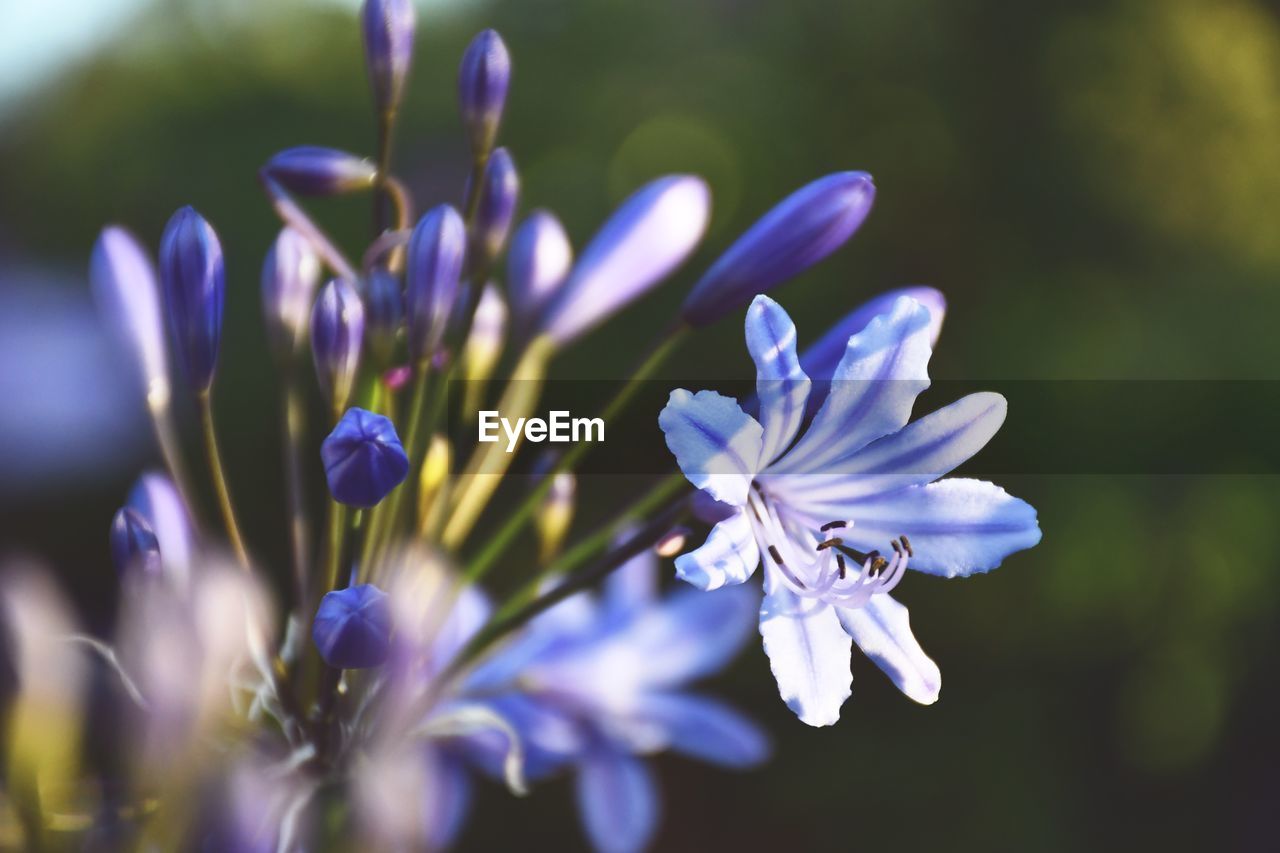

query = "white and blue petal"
[[575, 745, 660, 853], [421, 750, 474, 850], [836, 593, 940, 704], [837, 478, 1042, 578], [658, 388, 764, 506], [603, 546, 659, 622], [771, 295, 934, 475], [745, 295, 811, 466], [673, 509, 759, 591], [766, 392, 1008, 511], [632, 692, 770, 769], [758, 566, 852, 727]]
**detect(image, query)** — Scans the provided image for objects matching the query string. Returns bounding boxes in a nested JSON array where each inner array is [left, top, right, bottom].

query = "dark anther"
[[816, 537, 842, 551], [899, 534, 913, 557], [890, 539, 902, 555], [768, 545, 784, 565], [870, 554, 889, 575], [836, 553, 847, 580], [820, 520, 847, 532]]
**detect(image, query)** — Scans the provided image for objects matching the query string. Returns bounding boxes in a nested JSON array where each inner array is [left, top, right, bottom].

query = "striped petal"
[[575, 747, 660, 853], [745, 295, 811, 466], [836, 593, 940, 704], [673, 509, 760, 591], [658, 389, 763, 507]]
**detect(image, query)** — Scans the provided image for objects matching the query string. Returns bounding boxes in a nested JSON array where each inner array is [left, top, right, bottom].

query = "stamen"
[[768, 545, 784, 565], [836, 553, 847, 580], [815, 537, 842, 551], [820, 520, 847, 532], [900, 534, 913, 557]]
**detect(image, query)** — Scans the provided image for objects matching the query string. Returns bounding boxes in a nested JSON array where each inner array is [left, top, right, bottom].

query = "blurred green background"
[[1, 0, 1278, 849]]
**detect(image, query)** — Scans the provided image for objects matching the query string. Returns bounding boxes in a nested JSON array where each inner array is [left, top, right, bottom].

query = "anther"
[[768, 545, 784, 565], [816, 537, 842, 551], [820, 520, 847, 532], [899, 534, 913, 557], [836, 553, 847, 580]]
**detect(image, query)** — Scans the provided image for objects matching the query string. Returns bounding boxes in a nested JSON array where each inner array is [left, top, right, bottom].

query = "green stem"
[[461, 326, 689, 585], [324, 500, 349, 594], [196, 391, 250, 568], [361, 365, 430, 571], [282, 374, 310, 606]]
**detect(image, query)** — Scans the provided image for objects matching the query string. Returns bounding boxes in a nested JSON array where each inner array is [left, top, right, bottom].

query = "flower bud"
[[458, 29, 511, 157], [159, 206, 225, 392], [362, 0, 416, 117], [311, 279, 365, 413], [406, 205, 467, 363], [681, 171, 876, 327], [261, 227, 322, 360], [462, 283, 507, 398], [262, 146, 378, 196], [313, 583, 392, 669], [110, 507, 162, 578], [472, 147, 519, 266], [535, 471, 575, 563], [364, 268, 404, 367], [127, 471, 194, 588], [416, 434, 451, 536], [506, 210, 572, 334], [541, 175, 710, 346], [321, 407, 410, 508], [799, 286, 945, 379], [90, 226, 170, 409]]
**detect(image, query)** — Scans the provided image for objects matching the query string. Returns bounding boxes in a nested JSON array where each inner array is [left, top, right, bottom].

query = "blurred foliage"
[[1, 0, 1279, 849]]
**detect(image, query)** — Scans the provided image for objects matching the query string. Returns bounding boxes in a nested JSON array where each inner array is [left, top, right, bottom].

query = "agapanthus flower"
[[362, 0, 416, 116], [321, 407, 410, 508], [313, 583, 393, 668], [660, 294, 1041, 725], [109, 507, 161, 578], [90, 226, 169, 407], [458, 28, 511, 157], [506, 209, 572, 336], [158, 206, 225, 392], [261, 226, 323, 360], [262, 146, 379, 196], [310, 278, 365, 412], [406, 204, 467, 363]]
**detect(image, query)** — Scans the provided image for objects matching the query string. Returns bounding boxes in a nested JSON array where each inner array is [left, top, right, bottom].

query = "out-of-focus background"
[[1, 0, 1278, 849]]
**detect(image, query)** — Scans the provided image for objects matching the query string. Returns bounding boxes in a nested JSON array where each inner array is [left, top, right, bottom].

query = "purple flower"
[[659, 294, 1041, 725], [158, 206, 224, 392], [126, 471, 194, 587], [311, 279, 365, 411], [110, 507, 161, 578], [261, 227, 322, 359], [406, 205, 467, 363], [506, 210, 572, 336], [262, 146, 378, 196], [681, 172, 876, 327], [458, 29, 511, 157], [313, 583, 392, 669], [540, 175, 710, 346], [90, 226, 169, 406], [466, 549, 768, 852], [364, 268, 404, 366], [472, 146, 519, 265], [362, 0, 416, 116], [321, 407, 410, 508]]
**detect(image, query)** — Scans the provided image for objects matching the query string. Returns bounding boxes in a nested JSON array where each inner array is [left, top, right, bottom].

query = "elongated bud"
[[462, 284, 507, 391], [541, 175, 710, 346], [472, 147, 519, 266], [262, 146, 378, 196], [159, 206, 225, 392], [311, 279, 365, 413], [91, 227, 170, 410], [416, 434, 451, 536], [362, 0, 416, 117], [535, 471, 576, 563], [364, 268, 404, 367], [127, 471, 194, 589], [321, 408, 409, 508], [262, 227, 322, 360], [110, 508, 162, 578], [799, 286, 945, 380], [313, 583, 392, 669], [406, 205, 467, 363], [681, 171, 875, 326], [507, 210, 571, 334], [458, 29, 510, 157]]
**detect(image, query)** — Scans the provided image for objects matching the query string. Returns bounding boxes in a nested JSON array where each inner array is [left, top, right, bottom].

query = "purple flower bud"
[[321, 407, 410, 508], [110, 507, 162, 578], [362, 0, 416, 116], [90, 226, 170, 407], [261, 227, 322, 359], [541, 175, 710, 346], [458, 29, 511, 156], [364, 268, 404, 366], [472, 147, 519, 265], [127, 471, 194, 586], [311, 279, 365, 412], [159, 206, 225, 392], [405, 205, 467, 363], [507, 210, 572, 333], [799, 286, 946, 379], [262, 146, 378, 196], [313, 583, 392, 669], [681, 172, 876, 326]]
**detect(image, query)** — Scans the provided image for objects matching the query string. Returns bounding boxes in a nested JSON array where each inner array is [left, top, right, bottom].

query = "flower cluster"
[[0, 1, 1039, 850]]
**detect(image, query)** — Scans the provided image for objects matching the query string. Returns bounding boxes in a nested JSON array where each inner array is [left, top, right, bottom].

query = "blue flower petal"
[[575, 746, 660, 853], [422, 751, 473, 850], [603, 546, 659, 622], [745, 296, 811, 466], [758, 567, 852, 727], [770, 295, 933, 475], [836, 593, 941, 704], [673, 509, 759, 591], [658, 389, 763, 507], [835, 478, 1042, 578], [800, 286, 946, 382], [633, 692, 771, 769]]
